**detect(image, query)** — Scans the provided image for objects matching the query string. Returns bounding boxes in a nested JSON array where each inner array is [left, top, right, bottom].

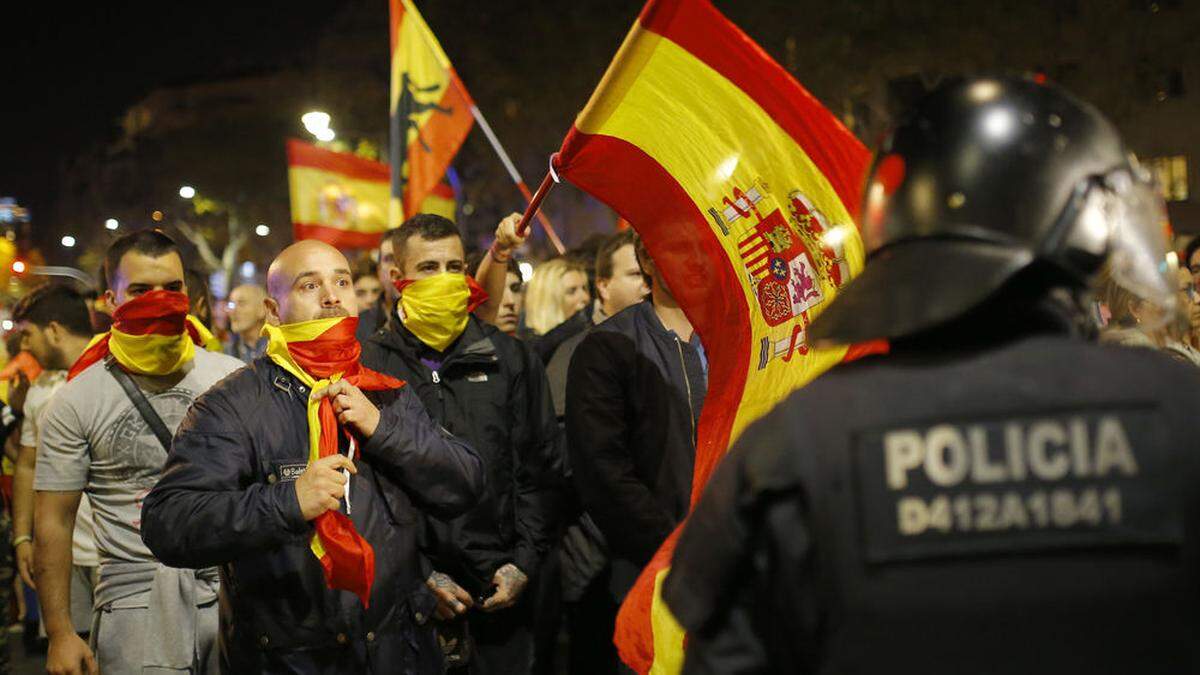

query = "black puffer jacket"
[[565, 300, 707, 599], [362, 314, 563, 594], [142, 359, 484, 674]]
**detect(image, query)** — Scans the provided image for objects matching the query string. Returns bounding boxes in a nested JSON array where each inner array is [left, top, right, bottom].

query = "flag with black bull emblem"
[[389, 0, 474, 225]]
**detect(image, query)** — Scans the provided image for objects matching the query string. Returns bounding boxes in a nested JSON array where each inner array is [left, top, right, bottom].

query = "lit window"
[[1145, 155, 1189, 202]]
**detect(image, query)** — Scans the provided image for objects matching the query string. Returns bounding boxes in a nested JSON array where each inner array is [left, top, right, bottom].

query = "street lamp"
[[179, 185, 196, 199], [302, 110, 336, 143], [61, 235, 76, 248], [255, 224, 270, 237], [105, 218, 119, 230], [302, 111, 331, 135]]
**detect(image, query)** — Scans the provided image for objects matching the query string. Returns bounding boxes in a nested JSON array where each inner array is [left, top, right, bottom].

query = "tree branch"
[[175, 219, 221, 271]]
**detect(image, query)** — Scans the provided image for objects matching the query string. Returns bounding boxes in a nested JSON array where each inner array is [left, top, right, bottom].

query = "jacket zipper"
[[675, 336, 696, 441]]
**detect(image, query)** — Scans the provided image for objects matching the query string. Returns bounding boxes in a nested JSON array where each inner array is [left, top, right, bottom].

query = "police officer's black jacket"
[[566, 300, 707, 598], [141, 358, 484, 674], [664, 324, 1200, 674], [362, 312, 563, 593]]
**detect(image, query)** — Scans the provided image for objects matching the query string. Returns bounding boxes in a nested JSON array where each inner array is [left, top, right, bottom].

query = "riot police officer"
[[662, 76, 1200, 674]]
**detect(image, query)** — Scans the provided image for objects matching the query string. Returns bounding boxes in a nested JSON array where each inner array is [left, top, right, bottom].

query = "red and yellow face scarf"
[[67, 290, 221, 380], [262, 315, 404, 607], [394, 273, 489, 352]]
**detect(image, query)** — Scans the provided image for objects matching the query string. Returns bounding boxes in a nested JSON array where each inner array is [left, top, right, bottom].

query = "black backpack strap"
[[104, 356, 174, 452]]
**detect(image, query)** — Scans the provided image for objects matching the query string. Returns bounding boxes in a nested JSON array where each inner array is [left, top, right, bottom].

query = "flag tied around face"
[[67, 290, 222, 381], [287, 139, 459, 249], [389, 0, 474, 225], [262, 316, 405, 607], [549, 0, 885, 671]]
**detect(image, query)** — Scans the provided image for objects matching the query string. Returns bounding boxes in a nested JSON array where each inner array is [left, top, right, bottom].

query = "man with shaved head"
[[143, 240, 484, 673], [224, 283, 269, 362]]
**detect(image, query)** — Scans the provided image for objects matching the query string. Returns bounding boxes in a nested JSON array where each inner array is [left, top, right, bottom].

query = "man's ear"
[[44, 321, 62, 345], [389, 266, 402, 285], [595, 277, 612, 306], [103, 289, 118, 314], [264, 297, 282, 326]]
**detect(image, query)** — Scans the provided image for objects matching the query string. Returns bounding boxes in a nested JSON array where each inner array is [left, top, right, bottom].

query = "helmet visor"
[[1085, 168, 1179, 331]]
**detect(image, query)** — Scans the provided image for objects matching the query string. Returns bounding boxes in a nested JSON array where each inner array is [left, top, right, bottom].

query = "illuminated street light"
[[105, 218, 119, 230], [152, 210, 164, 222], [302, 110, 331, 135], [179, 185, 196, 199], [11, 260, 25, 275], [255, 224, 270, 237], [61, 235, 76, 248], [315, 127, 336, 142]]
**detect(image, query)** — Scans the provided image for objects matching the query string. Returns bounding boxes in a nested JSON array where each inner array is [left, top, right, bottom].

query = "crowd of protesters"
[[0, 207, 1194, 674]]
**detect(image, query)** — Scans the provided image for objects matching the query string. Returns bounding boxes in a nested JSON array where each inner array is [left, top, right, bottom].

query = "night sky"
[[1, 0, 343, 239]]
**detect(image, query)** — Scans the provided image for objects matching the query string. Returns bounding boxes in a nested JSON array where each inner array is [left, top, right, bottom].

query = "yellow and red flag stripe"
[[287, 139, 392, 249], [551, 0, 879, 671], [389, 0, 474, 224], [418, 179, 457, 221]]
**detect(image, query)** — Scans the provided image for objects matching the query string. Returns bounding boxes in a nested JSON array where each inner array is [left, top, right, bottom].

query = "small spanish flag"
[[550, 0, 880, 671], [389, 0, 474, 225]]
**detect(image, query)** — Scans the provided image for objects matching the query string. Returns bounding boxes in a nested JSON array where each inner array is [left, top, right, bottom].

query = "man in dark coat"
[[362, 215, 563, 674], [563, 235, 706, 670], [142, 240, 484, 674]]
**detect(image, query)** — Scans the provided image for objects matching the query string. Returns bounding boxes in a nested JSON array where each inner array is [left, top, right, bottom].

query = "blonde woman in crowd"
[[524, 257, 591, 335]]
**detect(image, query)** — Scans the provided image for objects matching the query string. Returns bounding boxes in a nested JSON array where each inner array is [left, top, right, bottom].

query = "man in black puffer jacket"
[[142, 241, 484, 674], [363, 215, 563, 675]]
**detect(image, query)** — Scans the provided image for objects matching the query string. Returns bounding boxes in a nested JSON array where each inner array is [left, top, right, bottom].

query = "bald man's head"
[[228, 284, 268, 335], [265, 240, 357, 325]]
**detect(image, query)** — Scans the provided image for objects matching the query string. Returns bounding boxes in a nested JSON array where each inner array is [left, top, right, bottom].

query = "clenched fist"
[[312, 380, 381, 438], [491, 212, 527, 259], [294, 454, 356, 521]]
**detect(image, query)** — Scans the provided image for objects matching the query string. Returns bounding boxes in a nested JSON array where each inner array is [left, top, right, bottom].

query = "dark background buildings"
[[2, 0, 1196, 284]]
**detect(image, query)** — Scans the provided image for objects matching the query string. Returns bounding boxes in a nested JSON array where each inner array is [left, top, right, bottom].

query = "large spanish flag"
[[389, 0, 474, 225], [552, 0, 876, 672], [287, 139, 392, 249]]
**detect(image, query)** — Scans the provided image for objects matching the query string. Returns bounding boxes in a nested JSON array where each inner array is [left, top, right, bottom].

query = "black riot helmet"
[[810, 76, 1177, 344]]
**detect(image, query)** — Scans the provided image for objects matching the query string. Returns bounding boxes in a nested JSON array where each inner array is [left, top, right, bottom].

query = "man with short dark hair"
[[355, 237, 402, 344], [353, 261, 383, 315], [143, 239, 484, 673], [548, 230, 649, 416], [468, 254, 523, 336], [10, 285, 100, 643], [35, 229, 243, 675], [363, 214, 562, 674]]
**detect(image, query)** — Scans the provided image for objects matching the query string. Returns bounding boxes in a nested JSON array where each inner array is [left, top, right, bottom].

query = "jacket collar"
[[377, 311, 497, 366]]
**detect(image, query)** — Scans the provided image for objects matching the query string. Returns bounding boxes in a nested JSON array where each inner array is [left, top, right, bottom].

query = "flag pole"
[[469, 105, 566, 254], [516, 161, 559, 239]]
